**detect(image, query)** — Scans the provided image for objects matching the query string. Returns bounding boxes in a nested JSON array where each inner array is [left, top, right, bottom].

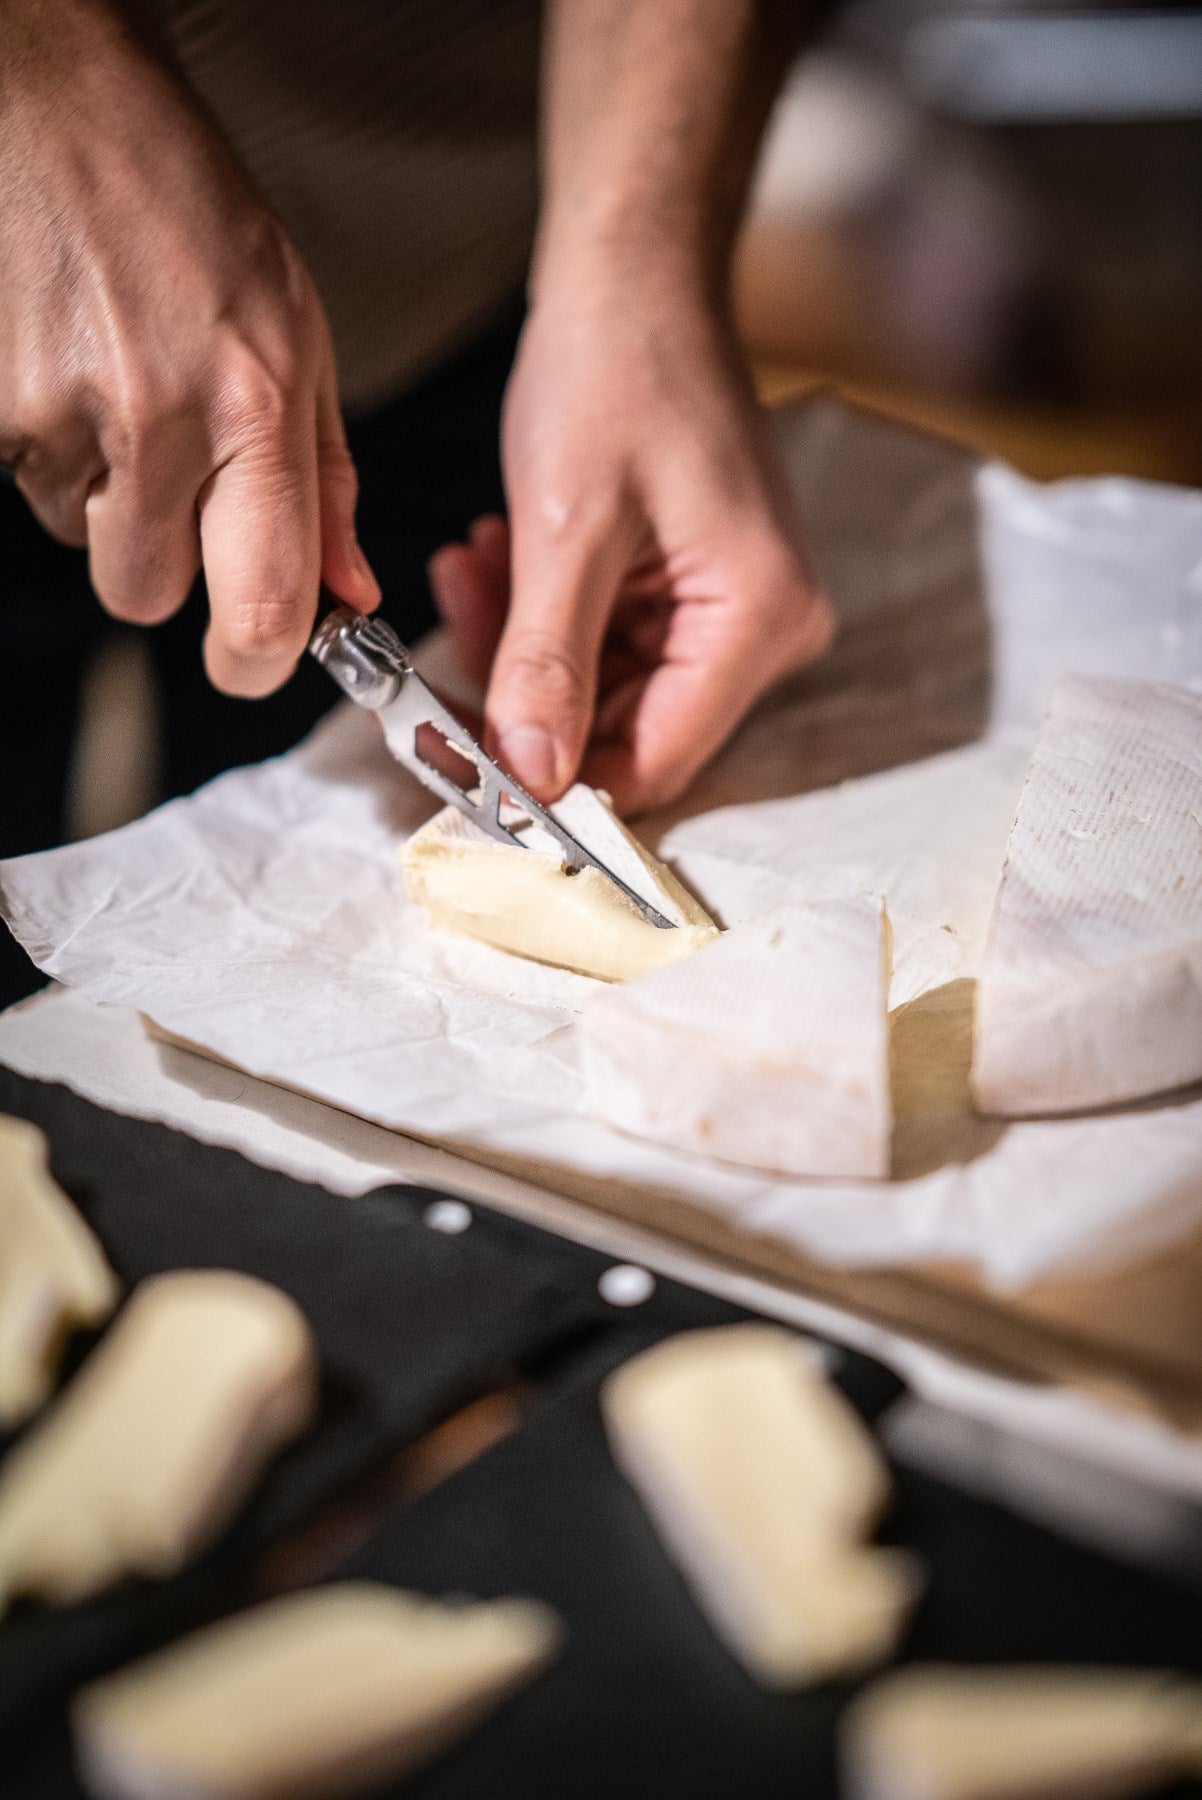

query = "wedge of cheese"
[[579, 899, 892, 1178], [973, 678, 1202, 1116], [400, 783, 718, 982], [602, 1326, 921, 1687], [0, 1270, 317, 1615], [0, 1114, 119, 1428], [73, 1583, 560, 1800], [841, 1664, 1202, 1800]]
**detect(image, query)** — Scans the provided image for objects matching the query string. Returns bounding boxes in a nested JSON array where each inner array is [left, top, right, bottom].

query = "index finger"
[[198, 395, 321, 697]]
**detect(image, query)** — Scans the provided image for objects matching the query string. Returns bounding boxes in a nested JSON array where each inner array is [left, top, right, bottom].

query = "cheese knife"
[[309, 605, 675, 929]]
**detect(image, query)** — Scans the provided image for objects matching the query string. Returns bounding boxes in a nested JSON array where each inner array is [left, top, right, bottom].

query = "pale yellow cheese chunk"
[[602, 1325, 921, 1687], [72, 1583, 561, 1800], [580, 900, 893, 1177], [841, 1664, 1202, 1800], [0, 1270, 317, 1616], [400, 784, 718, 982], [973, 678, 1202, 1116], [0, 1113, 120, 1428]]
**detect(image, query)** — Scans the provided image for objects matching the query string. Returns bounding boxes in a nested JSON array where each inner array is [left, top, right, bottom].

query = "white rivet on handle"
[[424, 1199, 472, 1235], [599, 1264, 656, 1307]]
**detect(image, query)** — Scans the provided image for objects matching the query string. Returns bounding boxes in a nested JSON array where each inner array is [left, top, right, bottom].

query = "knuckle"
[[10, 356, 64, 436], [498, 633, 589, 713], [219, 597, 305, 665], [219, 356, 297, 443], [103, 374, 157, 453], [319, 442, 359, 503]]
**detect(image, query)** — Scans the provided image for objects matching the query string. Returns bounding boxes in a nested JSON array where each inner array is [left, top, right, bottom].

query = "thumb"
[[316, 350, 379, 612], [485, 517, 628, 801]]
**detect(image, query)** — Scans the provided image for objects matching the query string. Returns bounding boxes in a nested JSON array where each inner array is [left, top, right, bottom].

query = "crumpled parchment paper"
[[3, 398, 1200, 1290]]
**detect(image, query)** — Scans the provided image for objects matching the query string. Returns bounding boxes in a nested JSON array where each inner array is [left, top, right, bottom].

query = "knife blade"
[[309, 606, 675, 930]]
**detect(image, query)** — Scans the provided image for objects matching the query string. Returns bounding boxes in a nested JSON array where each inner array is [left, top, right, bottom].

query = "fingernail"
[[499, 725, 558, 793]]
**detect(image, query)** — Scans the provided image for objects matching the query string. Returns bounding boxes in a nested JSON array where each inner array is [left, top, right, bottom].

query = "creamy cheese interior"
[[73, 1584, 561, 1800], [0, 1114, 119, 1429], [841, 1664, 1202, 1800], [401, 784, 719, 982], [0, 1270, 316, 1615], [602, 1326, 921, 1688]]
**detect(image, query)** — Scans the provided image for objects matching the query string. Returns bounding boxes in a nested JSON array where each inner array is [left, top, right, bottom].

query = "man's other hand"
[[430, 272, 832, 815]]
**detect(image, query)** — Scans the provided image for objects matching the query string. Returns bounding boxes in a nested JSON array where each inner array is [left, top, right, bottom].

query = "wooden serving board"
[[145, 1016, 1202, 1436]]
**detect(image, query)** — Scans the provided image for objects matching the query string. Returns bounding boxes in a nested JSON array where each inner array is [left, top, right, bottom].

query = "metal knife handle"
[[310, 607, 411, 709], [309, 604, 677, 930]]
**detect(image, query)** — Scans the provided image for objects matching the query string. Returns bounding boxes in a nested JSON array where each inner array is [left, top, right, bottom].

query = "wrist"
[[530, 211, 739, 344]]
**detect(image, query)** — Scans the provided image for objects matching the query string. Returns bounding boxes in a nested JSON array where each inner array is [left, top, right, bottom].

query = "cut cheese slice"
[[0, 1270, 317, 1615], [841, 1664, 1202, 1800], [0, 1114, 119, 1428], [72, 1583, 560, 1800], [400, 783, 719, 982], [602, 1325, 921, 1687], [579, 899, 892, 1178], [973, 678, 1202, 1116]]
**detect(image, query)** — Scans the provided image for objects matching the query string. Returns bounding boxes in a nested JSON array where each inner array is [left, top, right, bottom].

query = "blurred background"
[[35, 0, 1202, 846], [739, 0, 1202, 478]]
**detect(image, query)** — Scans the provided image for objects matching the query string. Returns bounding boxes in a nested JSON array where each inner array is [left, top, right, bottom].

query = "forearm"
[[0, 0, 149, 100], [534, 0, 810, 308]]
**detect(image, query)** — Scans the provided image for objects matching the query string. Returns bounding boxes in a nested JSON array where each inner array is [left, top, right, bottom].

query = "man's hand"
[[0, 0, 377, 696], [431, 0, 829, 815], [432, 274, 831, 814]]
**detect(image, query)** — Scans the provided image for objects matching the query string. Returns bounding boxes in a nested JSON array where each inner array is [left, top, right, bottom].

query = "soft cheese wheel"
[[73, 1583, 561, 1800], [973, 678, 1202, 1116], [602, 1326, 921, 1687], [400, 783, 718, 982], [841, 1664, 1202, 1800], [0, 1270, 317, 1615], [580, 899, 892, 1178], [0, 1114, 119, 1427]]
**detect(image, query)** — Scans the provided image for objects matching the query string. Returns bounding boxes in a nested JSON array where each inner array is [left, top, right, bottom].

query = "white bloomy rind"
[[400, 784, 719, 983], [72, 1583, 561, 1800], [579, 898, 892, 1179], [602, 1326, 921, 1689], [972, 677, 1202, 1116]]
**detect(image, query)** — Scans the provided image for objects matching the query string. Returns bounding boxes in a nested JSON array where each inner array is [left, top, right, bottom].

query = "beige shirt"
[[155, 1, 540, 413]]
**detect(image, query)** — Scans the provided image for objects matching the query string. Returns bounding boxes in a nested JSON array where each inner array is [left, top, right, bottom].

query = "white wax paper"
[[3, 398, 1201, 1289]]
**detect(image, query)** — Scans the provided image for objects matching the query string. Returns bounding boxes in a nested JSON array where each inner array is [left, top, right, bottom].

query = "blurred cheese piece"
[[0, 1114, 119, 1428], [400, 783, 718, 982], [602, 1326, 921, 1687], [973, 679, 1202, 1116], [841, 1664, 1202, 1800], [0, 1270, 316, 1615], [580, 900, 892, 1177], [73, 1583, 561, 1800]]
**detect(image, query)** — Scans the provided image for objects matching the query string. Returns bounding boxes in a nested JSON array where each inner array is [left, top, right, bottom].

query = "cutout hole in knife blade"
[[412, 719, 545, 845]]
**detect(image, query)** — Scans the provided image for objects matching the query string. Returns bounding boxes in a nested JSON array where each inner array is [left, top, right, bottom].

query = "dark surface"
[[0, 298, 522, 1011], [1, 1065, 1201, 1800], [0, 1063, 611, 1735]]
